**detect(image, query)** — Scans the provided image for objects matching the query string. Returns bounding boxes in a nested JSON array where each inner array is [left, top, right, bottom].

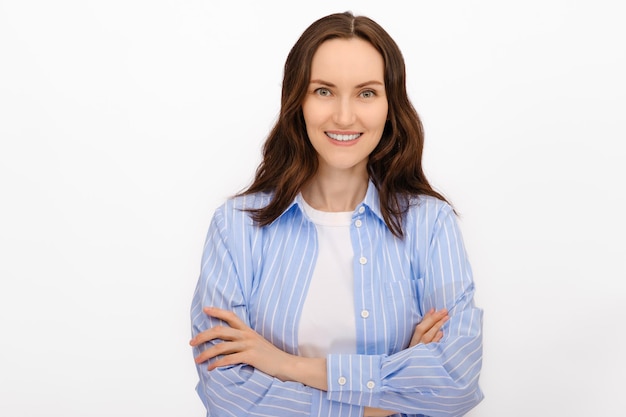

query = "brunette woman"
[[190, 11, 483, 417]]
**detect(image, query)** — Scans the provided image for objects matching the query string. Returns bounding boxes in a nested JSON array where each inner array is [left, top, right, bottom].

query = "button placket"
[[354, 204, 375, 348]]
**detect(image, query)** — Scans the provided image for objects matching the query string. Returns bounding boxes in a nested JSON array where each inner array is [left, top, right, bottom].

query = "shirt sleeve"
[[325, 206, 484, 417], [190, 203, 364, 417]]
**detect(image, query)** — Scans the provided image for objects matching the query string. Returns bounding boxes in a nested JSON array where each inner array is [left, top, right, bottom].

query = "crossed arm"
[[190, 306, 449, 417]]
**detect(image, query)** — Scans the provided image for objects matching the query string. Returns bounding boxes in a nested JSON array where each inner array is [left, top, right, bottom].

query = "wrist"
[[274, 352, 298, 382], [277, 355, 328, 391]]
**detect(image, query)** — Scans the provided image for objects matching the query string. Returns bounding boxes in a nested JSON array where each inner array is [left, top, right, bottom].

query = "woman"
[[190, 11, 483, 417]]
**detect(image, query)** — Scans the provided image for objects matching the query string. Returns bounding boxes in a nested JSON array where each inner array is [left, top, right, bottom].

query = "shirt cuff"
[[308, 388, 364, 415], [326, 354, 383, 407]]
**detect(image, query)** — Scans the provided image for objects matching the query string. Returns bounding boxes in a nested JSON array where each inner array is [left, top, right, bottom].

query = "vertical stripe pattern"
[[191, 183, 483, 416]]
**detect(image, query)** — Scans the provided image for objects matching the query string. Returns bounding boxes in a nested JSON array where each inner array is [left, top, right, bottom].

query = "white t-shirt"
[[297, 196, 358, 357]]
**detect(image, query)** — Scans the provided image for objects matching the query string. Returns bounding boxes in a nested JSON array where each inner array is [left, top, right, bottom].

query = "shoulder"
[[227, 192, 274, 211], [402, 194, 458, 239], [406, 194, 454, 219], [211, 191, 274, 228]]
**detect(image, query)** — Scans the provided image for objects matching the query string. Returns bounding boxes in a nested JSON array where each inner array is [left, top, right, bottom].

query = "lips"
[[326, 132, 362, 142]]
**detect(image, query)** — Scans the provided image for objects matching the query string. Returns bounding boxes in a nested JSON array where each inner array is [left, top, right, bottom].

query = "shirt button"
[[358, 206, 365, 214], [355, 219, 362, 228], [361, 310, 370, 319], [366, 380, 375, 389], [338, 376, 347, 386], [359, 256, 367, 265]]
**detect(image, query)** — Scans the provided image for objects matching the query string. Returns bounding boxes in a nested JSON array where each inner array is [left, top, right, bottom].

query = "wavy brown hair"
[[240, 11, 449, 237]]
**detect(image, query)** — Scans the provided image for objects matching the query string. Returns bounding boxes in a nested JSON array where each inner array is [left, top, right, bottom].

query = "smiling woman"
[[190, 11, 483, 417], [302, 38, 388, 197]]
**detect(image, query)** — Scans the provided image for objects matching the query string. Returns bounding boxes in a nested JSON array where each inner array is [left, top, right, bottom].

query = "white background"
[[1, 0, 625, 416]]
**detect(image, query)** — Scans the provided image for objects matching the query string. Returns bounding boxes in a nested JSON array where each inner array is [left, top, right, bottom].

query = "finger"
[[423, 308, 443, 320], [190, 325, 241, 346], [203, 307, 248, 330], [409, 309, 446, 347], [415, 309, 447, 333], [207, 351, 247, 371], [409, 328, 424, 347], [412, 310, 448, 345], [432, 330, 444, 343], [424, 315, 448, 338], [194, 340, 245, 364], [422, 315, 449, 342], [424, 308, 447, 322]]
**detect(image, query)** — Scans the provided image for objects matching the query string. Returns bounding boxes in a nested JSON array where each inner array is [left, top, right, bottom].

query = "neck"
[[301, 168, 369, 212]]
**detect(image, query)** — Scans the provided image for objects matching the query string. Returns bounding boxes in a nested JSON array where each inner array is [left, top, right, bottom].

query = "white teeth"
[[327, 132, 361, 141]]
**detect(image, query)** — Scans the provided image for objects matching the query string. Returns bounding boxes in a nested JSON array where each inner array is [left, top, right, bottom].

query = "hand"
[[409, 308, 449, 348], [189, 307, 292, 378], [363, 312, 448, 417], [363, 407, 396, 416]]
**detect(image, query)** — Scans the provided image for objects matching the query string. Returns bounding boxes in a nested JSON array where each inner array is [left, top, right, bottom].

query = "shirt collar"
[[278, 180, 384, 222], [361, 180, 384, 221]]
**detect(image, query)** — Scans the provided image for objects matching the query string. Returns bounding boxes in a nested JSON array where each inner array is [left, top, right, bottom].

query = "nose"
[[332, 97, 356, 127]]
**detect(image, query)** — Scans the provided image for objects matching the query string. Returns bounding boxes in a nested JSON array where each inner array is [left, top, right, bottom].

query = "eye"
[[314, 87, 332, 97], [360, 89, 376, 98]]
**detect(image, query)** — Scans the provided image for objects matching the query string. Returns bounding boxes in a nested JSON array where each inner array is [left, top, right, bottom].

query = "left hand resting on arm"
[[190, 307, 328, 390], [190, 305, 449, 410]]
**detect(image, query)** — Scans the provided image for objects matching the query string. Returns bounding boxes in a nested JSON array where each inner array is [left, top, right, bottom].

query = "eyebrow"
[[309, 79, 384, 88]]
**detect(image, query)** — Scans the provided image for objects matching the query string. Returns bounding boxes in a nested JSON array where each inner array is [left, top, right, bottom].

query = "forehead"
[[310, 38, 384, 83]]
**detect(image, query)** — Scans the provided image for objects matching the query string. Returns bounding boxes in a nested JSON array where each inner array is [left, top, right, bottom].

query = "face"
[[302, 38, 388, 177]]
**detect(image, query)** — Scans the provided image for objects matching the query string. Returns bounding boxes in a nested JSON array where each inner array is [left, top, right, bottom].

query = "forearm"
[[277, 356, 328, 391], [324, 306, 483, 415], [196, 362, 366, 416], [363, 407, 396, 417], [280, 355, 399, 416], [277, 356, 399, 417]]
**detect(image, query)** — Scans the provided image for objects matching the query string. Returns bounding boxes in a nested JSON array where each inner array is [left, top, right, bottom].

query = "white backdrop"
[[1, 1, 625, 416]]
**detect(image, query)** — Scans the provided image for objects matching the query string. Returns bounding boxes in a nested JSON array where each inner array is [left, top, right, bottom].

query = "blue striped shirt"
[[191, 183, 483, 417]]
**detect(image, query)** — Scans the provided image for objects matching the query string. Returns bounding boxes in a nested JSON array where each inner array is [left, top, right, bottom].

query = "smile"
[[326, 132, 362, 142]]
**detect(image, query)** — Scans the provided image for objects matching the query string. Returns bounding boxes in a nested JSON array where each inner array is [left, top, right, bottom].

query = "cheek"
[[301, 100, 325, 129], [364, 104, 388, 131]]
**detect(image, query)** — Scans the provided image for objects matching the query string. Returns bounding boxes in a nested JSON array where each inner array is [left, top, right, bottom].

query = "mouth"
[[325, 132, 362, 142]]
